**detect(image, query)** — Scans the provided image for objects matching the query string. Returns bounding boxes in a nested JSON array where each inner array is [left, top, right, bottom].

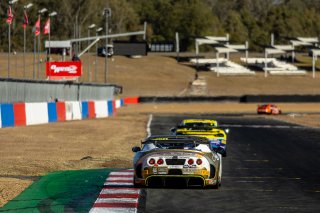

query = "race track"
[[140, 114, 320, 212]]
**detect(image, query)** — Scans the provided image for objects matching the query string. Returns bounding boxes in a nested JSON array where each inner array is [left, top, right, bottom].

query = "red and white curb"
[[89, 169, 141, 213]]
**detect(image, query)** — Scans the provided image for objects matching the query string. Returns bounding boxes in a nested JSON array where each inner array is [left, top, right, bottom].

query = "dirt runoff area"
[[1, 102, 320, 207]]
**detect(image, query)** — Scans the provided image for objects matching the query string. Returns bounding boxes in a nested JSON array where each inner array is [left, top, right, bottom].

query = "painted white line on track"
[[90, 207, 138, 213], [110, 171, 134, 175], [147, 114, 153, 137], [95, 198, 139, 203], [107, 177, 133, 181], [236, 167, 283, 170], [104, 182, 134, 186], [244, 160, 269, 162], [101, 189, 140, 194]]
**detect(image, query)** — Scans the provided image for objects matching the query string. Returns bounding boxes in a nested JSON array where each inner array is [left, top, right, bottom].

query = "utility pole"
[[104, 8, 111, 83], [23, 3, 33, 78], [37, 8, 47, 79], [95, 27, 103, 82], [87, 24, 96, 82]]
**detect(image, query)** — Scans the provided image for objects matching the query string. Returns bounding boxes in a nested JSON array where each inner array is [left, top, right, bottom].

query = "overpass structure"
[[45, 29, 146, 61]]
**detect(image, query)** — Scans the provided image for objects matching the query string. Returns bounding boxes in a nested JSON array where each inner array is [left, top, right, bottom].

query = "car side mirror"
[[225, 129, 230, 134], [170, 127, 176, 133], [132, 146, 141, 152]]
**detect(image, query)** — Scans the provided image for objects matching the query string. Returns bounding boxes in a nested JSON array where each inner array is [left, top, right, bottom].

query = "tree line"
[[0, 0, 319, 52]]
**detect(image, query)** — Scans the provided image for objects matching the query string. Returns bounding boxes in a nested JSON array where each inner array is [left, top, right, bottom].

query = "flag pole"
[[7, 0, 18, 78], [8, 21, 11, 78], [37, 8, 47, 79], [33, 34, 36, 79], [48, 18, 51, 62], [37, 14, 41, 79], [23, 4, 33, 78], [23, 21, 26, 78]]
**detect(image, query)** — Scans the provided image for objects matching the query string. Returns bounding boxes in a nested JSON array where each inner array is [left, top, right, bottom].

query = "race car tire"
[[133, 177, 144, 188], [134, 182, 144, 188], [207, 183, 219, 189]]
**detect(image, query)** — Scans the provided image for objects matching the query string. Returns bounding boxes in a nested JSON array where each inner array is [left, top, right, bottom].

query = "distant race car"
[[132, 135, 222, 188], [257, 104, 282, 115], [171, 119, 228, 157]]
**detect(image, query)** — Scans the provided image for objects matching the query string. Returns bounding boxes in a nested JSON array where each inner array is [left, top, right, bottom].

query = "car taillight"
[[196, 159, 202, 165], [149, 158, 155, 165], [157, 158, 164, 165], [188, 159, 194, 165]]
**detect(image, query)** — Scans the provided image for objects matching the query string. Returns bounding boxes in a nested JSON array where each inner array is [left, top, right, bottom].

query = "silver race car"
[[132, 135, 222, 188]]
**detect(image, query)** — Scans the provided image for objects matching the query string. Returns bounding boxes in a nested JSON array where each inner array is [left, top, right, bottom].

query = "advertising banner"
[[46, 62, 82, 80]]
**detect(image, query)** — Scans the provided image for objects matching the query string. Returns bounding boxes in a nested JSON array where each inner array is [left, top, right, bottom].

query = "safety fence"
[[0, 97, 139, 128]]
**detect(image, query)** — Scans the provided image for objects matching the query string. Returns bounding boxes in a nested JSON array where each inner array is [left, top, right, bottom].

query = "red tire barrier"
[[124, 97, 139, 105]]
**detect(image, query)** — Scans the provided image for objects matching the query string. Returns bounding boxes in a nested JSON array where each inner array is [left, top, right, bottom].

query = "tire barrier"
[[240, 95, 320, 103], [139, 96, 241, 103], [0, 97, 139, 129], [139, 95, 320, 103]]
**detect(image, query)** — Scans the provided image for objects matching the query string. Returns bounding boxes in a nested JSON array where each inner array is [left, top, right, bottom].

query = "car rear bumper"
[[135, 175, 217, 187]]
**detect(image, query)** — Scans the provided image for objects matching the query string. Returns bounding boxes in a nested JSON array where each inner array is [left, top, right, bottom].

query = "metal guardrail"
[[0, 78, 122, 103]]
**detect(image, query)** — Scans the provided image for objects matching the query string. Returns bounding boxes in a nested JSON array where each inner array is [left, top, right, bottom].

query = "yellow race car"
[[171, 119, 228, 157]]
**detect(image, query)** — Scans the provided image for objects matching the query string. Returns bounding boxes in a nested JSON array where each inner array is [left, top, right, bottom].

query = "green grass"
[[0, 168, 116, 213]]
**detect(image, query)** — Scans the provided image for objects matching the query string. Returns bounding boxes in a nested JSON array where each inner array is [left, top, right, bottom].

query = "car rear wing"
[[142, 135, 210, 145]]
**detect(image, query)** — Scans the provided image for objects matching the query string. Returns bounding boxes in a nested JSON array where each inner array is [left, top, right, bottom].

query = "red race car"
[[257, 104, 282, 115]]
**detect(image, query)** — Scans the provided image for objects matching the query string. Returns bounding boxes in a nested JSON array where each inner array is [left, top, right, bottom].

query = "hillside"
[[1, 52, 320, 97]]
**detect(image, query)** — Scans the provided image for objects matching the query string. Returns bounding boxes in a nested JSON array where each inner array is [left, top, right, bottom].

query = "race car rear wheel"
[[133, 177, 144, 188], [206, 183, 219, 189]]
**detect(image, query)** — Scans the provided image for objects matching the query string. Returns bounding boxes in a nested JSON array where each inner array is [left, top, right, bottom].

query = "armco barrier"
[[66, 101, 82, 121], [1, 104, 14, 128], [94, 101, 108, 118], [0, 97, 136, 128], [57, 102, 66, 122], [0, 105, 2, 128], [81, 102, 89, 119], [115, 99, 124, 108], [108, 100, 115, 116], [48, 102, 58, 123], [26, 103, 49, 125], [88, 101, 95, 119], [13, 103, 26, 126]]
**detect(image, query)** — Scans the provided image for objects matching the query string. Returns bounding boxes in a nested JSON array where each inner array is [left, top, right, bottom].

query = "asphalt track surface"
[[139, 114, 320, 213]]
